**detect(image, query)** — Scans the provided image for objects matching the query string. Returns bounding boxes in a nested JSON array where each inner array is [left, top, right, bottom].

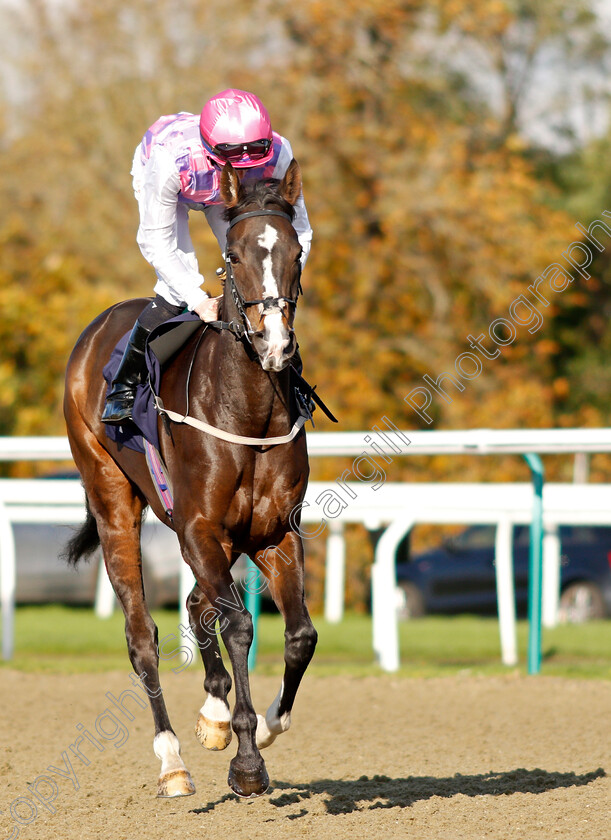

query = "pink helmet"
[[200, 89, 274, 168]]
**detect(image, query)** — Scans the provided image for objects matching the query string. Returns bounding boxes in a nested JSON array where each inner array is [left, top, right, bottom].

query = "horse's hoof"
[[195, 713, 232, 751], [227, 761, 269, 798], [157, 769, 196, 798]]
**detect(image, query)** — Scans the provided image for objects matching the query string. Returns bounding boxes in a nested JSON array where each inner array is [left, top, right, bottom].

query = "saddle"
[[102, 312, 201, 454]]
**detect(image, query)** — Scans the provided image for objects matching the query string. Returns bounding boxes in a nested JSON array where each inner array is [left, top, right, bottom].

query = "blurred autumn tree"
[[263, 0, 610, 484], [0, 0, 263, 444], [535, 132, 611, 451], [0, 0, 610, 491]]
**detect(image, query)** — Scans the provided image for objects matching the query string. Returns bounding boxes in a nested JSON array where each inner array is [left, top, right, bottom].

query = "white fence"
[[5, 427, 611, 459], [305, 480, 611, 670], [2, 430, 611, 671]]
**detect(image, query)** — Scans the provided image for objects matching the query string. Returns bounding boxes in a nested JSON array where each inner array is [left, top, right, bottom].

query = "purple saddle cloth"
[[103, 312, 202, 454]]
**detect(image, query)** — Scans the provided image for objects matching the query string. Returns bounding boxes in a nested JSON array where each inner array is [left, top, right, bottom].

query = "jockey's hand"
[[193, 296, 220, 322]]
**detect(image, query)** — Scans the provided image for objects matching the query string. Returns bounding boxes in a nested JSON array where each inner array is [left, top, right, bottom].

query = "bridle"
[[152, 208, 336, 446], [223, 208, 302, 343]]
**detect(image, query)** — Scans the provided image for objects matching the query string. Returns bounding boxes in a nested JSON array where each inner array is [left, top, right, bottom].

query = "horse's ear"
[[220, 162, 243, 208], [279, 158, 302, 206]]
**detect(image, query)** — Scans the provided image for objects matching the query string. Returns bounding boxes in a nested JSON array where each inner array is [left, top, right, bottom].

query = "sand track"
[[0, 670, 608, 839]]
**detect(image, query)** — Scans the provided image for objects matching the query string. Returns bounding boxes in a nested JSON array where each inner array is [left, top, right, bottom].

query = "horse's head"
[[220, 159, 304, 372]]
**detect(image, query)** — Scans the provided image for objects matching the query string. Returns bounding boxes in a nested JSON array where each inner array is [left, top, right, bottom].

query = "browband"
[[227, 209, 293, 230]]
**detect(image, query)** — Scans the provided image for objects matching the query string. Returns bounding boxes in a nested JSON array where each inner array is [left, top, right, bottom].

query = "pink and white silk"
[[132, 112, 312, 311]]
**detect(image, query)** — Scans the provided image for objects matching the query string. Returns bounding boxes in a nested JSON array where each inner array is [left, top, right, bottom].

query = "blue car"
[[395, 524, 611, 622]]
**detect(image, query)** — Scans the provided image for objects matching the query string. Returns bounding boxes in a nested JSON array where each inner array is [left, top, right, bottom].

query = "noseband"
[[224, 208, 302, 342]]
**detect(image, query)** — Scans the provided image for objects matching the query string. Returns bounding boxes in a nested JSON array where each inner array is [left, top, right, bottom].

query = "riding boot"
[[101, 320, 151, 425]]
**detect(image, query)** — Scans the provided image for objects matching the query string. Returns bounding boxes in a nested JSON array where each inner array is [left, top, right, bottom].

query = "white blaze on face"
[[258, 224, 279, 296], [257, 223, 289, 369]]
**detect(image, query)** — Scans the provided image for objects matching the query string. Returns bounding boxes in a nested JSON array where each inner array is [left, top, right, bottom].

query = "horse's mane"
[[223, 178, 296, 223]]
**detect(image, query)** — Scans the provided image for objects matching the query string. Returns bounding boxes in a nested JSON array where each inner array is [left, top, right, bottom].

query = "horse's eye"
[[228, 253, 240, 265]]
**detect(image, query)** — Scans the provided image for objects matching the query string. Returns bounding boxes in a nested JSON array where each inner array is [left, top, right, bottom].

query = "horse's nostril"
[[283, 333, 297, 359]]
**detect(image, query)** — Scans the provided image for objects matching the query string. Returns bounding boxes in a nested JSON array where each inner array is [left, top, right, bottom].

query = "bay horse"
[[63, 159, 317, 799]]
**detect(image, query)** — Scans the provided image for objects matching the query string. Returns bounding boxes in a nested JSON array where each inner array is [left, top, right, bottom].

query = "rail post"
[[244, 559, 261, 671], [0, 499, 16, 660], [523, 453, 544, 675]]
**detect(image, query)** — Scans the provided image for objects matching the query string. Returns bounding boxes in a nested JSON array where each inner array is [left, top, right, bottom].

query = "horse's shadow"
[[192, 767, 605, 816]]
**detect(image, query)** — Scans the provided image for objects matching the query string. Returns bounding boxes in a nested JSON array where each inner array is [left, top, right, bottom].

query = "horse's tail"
[[62, 495, 100, 567]]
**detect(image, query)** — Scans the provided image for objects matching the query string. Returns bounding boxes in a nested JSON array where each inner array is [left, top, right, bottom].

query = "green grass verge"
[[1, 606, 609, 678]]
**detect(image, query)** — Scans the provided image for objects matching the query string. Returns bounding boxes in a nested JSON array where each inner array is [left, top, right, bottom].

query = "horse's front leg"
[[181, 529, 268, 797], [187, 583, 233, 751], [253, 531, 317, 749]]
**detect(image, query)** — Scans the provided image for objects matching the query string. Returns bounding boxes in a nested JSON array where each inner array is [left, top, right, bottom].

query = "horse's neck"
[[220, 333, 276, 399], [197, 330, 288, 430]]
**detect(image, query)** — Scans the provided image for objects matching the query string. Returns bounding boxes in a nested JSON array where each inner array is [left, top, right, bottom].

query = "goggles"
[[208, 138, 272, 162]]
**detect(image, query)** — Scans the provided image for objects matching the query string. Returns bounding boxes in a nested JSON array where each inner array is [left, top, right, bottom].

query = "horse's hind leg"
[[187, 583, 233, 751], [68, 431, 195, 797], [95, 482, 196, 796], [254, 532, 317, 749]]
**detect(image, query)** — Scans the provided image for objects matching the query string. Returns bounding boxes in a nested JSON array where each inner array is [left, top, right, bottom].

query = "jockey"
[[102, 88, 313, 425]]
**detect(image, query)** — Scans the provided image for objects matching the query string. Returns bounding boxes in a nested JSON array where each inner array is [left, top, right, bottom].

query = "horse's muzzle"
[[252, 326, 297, 372]]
